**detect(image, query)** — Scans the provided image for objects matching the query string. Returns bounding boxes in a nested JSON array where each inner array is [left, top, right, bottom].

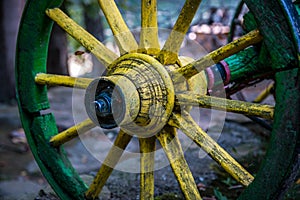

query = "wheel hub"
[[85, 53, 175, 137]]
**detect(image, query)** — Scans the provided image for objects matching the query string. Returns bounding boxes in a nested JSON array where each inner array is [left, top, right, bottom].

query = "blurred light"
[[188, 32, 197, 40]]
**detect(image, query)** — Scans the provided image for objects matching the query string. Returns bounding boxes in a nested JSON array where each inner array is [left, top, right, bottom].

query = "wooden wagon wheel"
[[16, 0, 299, 199]]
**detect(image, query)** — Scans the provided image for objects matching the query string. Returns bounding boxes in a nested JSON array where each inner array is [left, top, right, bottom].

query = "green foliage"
[[214, 188, 229, 200], [221, 177, 237, 187]]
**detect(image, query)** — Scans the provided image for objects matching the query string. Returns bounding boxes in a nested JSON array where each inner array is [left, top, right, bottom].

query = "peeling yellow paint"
[[253, 83, 274, 103], [98, 0, 138, 54], [158, 0, 202, 64], [139, 137, 156, 200], [139, 0, 160, 55], [170, 111, 254, 186], [176, 92, 274, 119], [172, 29, 263, 81], [157, 127, 202, 200], [50, 119, 95, 147], [46, 8, 118, 66], [85, 130, 132, 199], [35, 73, 92, 89]]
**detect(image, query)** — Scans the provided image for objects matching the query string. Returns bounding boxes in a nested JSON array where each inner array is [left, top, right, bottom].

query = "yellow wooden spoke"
[[50, 119, 95, 147], [172, 29, 263, 81], [35, 73, 92, 89], [139, 0, 160, 54], [176, 92, 274, 119], [139, 137, 156, 200], [169, 111, 254, 186], [158, 0, 202, 64], [156, 126, 202, 200], [98, 0, 138, 54], [253, 83, 274, 103], [46, 8, 118, 66], [85, 130, 132, 199]]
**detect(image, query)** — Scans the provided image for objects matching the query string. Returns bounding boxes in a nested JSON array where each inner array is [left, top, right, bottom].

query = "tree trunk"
[[0, 0, 25, 103], [84, 5, 106, 76], [47, 24, 69, 75]]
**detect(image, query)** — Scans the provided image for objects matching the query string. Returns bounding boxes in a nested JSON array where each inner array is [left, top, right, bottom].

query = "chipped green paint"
[[16, 0, 87, 199], [16, 0, 62, 112], [32, 114, 87, 199], [244, 0, 299, 70], [238, 0, 300, 199], [224, 47, 273, 83], [172, 30, 263, 82], [239, 68, 300, 200]]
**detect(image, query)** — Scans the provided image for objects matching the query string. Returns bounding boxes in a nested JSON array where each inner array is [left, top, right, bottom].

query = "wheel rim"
[[16, 0, 299, 199], [16, 1, 88, 199]]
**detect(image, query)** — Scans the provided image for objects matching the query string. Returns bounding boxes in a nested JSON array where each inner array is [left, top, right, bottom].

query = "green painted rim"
[[15, 0, 87, 199], [15, 0, 299, 199], [239, 0, 300, 199]]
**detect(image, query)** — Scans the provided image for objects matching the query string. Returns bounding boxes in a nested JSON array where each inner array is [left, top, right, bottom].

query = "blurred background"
[[0, 0, 239, 104], [0, 0, 298, 199]]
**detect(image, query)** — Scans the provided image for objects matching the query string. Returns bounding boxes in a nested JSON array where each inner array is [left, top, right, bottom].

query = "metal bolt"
[[93, 93, 112, 117]]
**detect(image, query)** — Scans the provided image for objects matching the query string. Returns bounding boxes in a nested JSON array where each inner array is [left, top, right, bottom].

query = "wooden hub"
[[85, 53, 175, 137]]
